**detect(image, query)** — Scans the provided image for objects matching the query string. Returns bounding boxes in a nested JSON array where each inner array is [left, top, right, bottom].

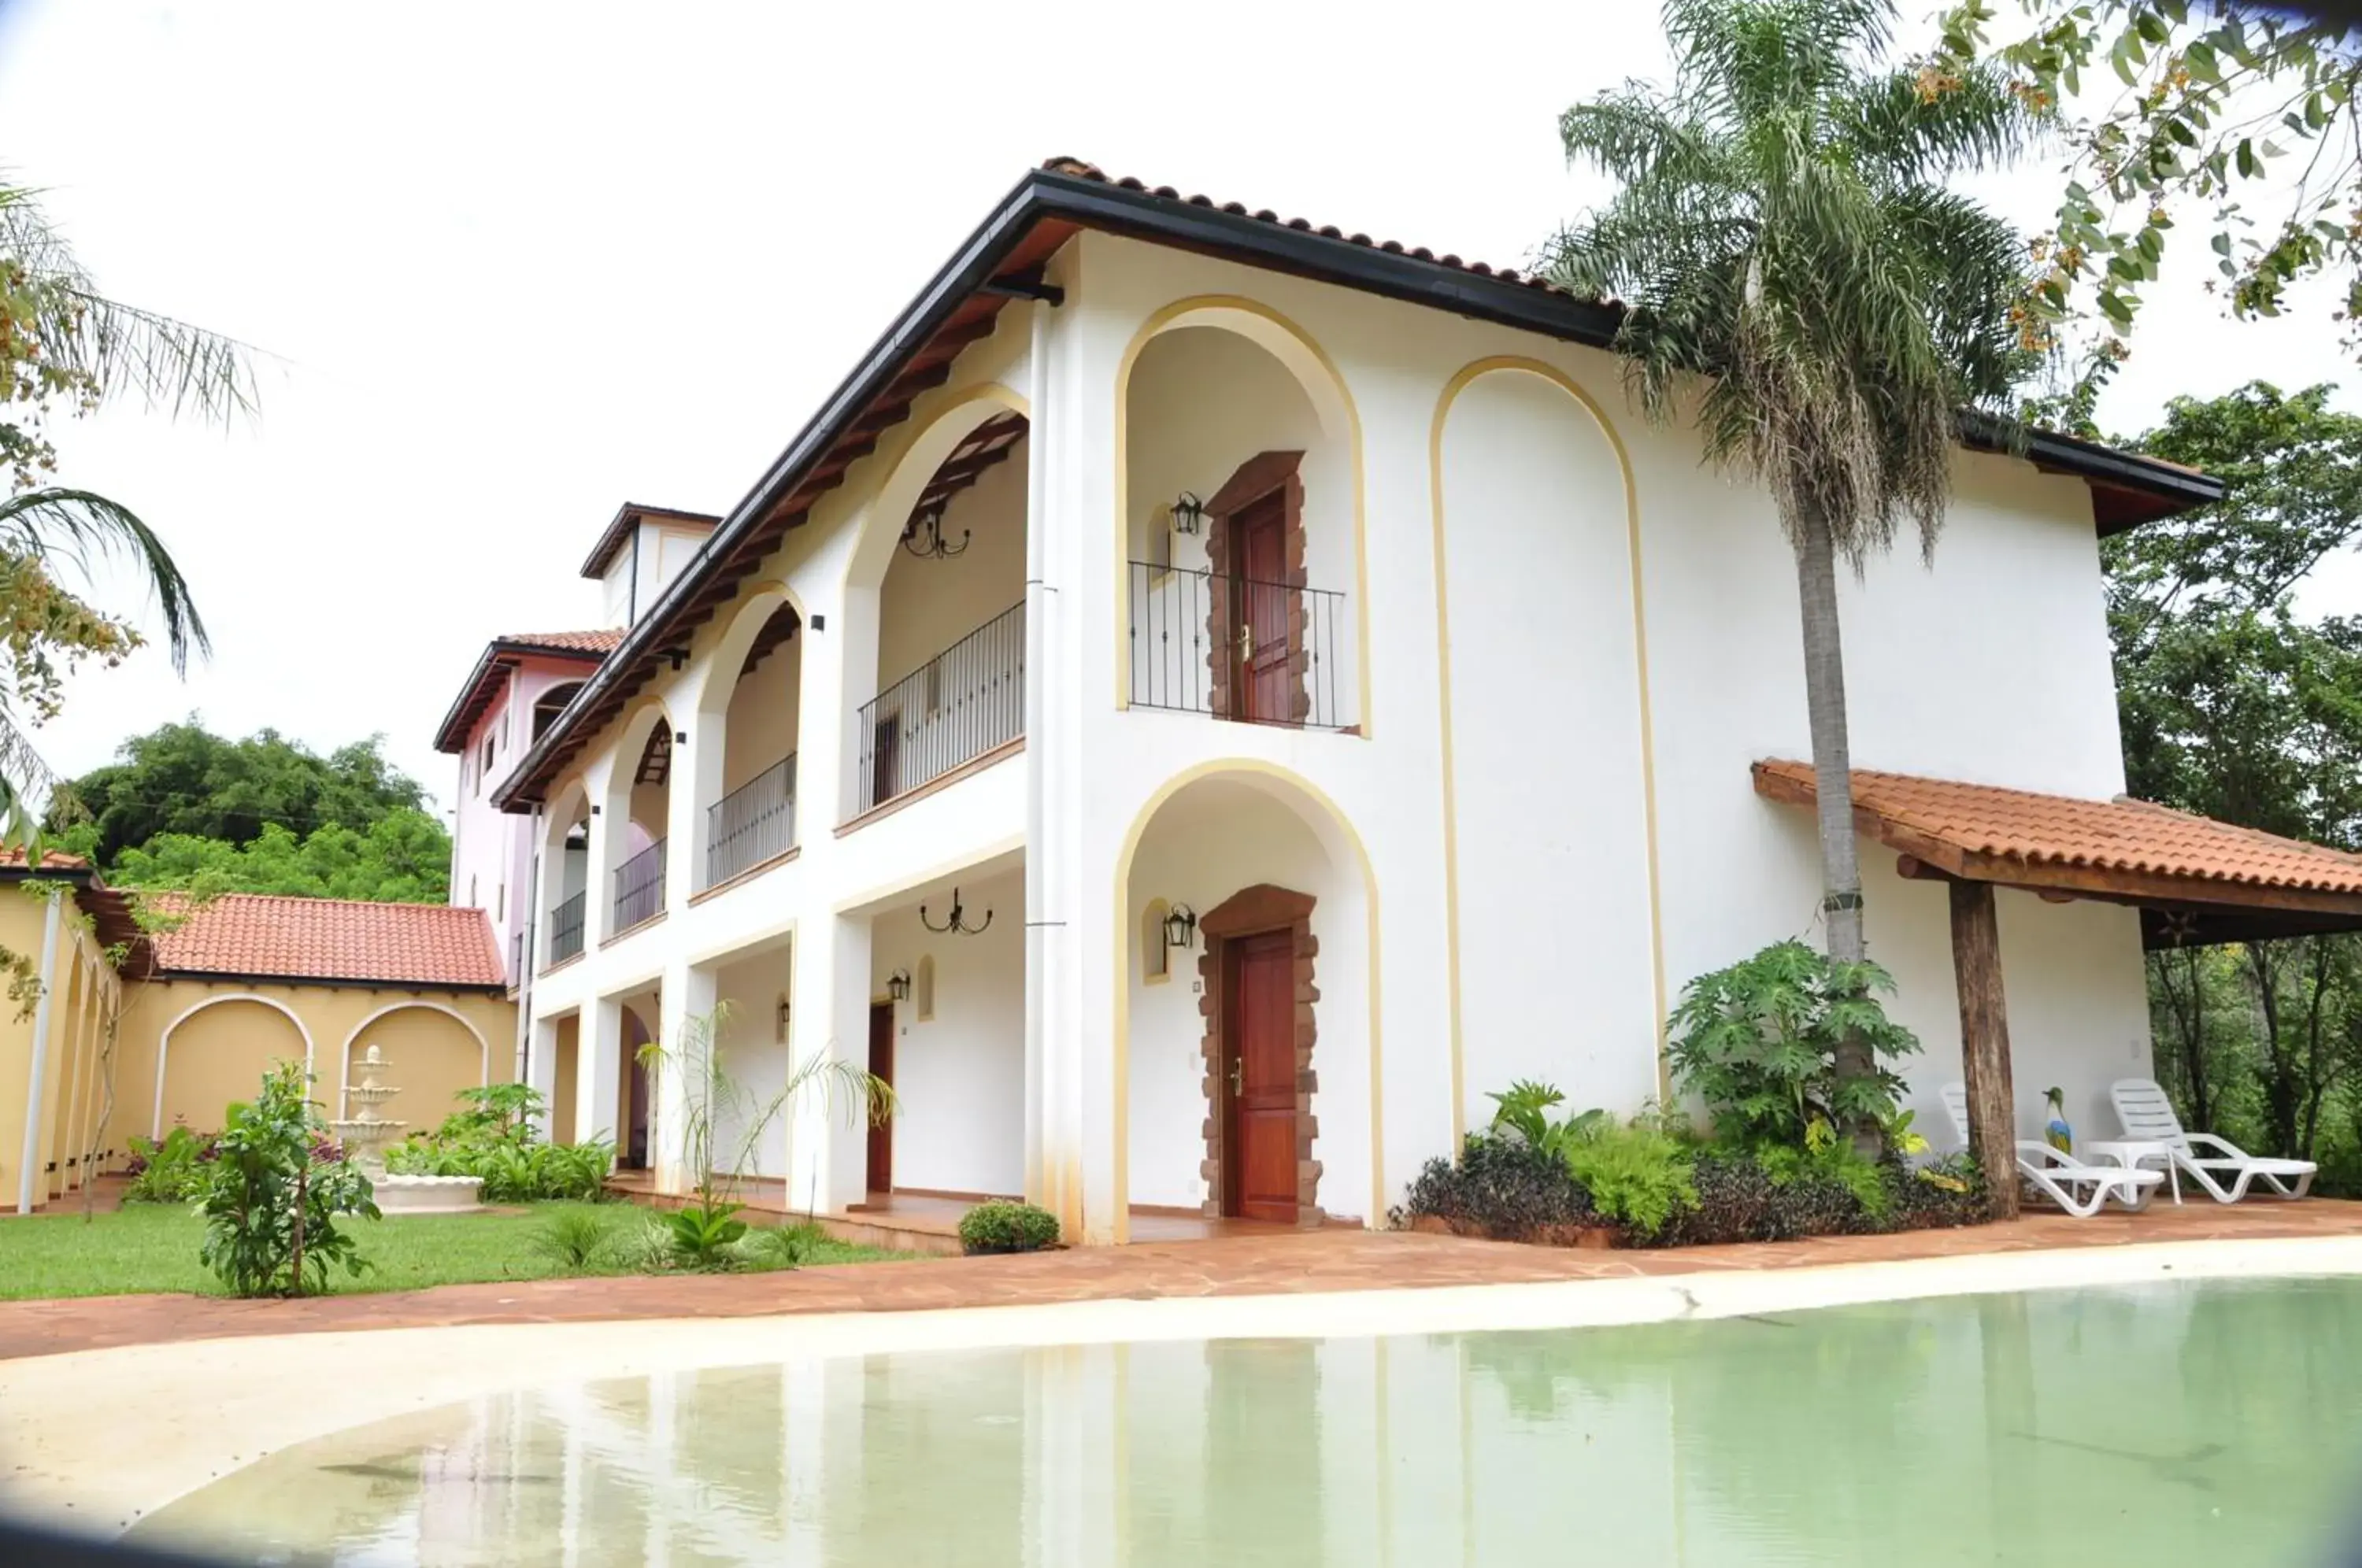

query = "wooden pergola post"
[[1948, 878, 2019, 1220]]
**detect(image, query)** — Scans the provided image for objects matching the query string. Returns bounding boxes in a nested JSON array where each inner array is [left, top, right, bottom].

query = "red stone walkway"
[[4, 1199, 2356, 1363]]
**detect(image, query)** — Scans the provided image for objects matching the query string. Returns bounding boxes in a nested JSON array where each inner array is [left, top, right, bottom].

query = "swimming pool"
[[128, 1274, 2362, 1565]]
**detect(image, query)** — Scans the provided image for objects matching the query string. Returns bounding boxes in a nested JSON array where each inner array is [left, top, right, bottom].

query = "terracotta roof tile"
[[1041, 157, 1586, 301], [0, 848, 94, 871], [150, 895, 505, 988], [496, 629, 625, 656], [1753, 760, 2362, 897]]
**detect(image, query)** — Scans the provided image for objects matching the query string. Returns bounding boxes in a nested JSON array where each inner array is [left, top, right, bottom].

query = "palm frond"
[[0, 489, 209, 672], [0, 704, 62, 852], [0, 185, 261, 425], [1834, 64, 2046, 184]]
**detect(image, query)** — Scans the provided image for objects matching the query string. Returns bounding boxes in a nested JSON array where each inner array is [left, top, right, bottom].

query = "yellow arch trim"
[[153, 992, 317, 1139], [1109, 756, 1385, 1244], [1110, 294, 1374, 736], [338, 999, 492, 1116], [1427, 355, 1670, 1141], [836, 380, 1031, 599]]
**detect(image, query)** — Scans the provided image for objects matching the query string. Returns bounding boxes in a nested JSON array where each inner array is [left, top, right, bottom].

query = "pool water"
[[132, 1276, 2362, 1566]]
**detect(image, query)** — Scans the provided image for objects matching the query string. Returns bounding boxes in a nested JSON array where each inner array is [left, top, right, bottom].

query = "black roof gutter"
[[495, 165, 2222, 808]]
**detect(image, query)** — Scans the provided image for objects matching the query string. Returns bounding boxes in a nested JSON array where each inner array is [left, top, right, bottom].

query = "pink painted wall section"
[[450, 653, 602, 986]]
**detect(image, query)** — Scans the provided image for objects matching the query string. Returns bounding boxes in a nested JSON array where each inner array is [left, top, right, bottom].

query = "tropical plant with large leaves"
[[0, 181, 255, 841], [1548, 0, 2042, 1126]]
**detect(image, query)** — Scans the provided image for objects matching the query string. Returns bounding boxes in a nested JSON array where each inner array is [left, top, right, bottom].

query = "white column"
[[577, 995, 624, 1148], [672, 656, 725, 904], [14, 891, 63, 1215], [653, 960, 716, 1193], [527, 1014, 561, 1139], [790, 569, 852, 834], [785, 912, 872, 1215]]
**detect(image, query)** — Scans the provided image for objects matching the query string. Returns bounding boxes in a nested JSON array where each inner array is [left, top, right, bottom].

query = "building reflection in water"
[[129, 1278, 2362, 1566]]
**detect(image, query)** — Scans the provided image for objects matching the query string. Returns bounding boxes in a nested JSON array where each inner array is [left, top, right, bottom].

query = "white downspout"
[[1023, 297, 1053, 1205], [16, 889, 64, 1215]]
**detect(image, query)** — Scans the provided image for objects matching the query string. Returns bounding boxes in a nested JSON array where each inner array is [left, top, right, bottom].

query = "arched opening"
[[541, 785, 591, 967], [1122, 309, 1358, 730], [531, 681, 585, 744], [1121, 769, 1375, 1229], [156, 997, 311, 1138], [604, 704, 674, 935], [1434, 363, 1658, 1119], [342, 1004, 488, 1125], [843, 396, 1030, 816], [696, 594, 803, 890]]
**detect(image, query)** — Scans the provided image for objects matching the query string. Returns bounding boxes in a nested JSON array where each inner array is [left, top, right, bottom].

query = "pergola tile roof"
[[152, 894, 505, 989], [1753, 759, 2362, 897]]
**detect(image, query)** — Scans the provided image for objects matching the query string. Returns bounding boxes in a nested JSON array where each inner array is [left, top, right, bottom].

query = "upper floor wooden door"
[[1228, 494, 1292, 724]]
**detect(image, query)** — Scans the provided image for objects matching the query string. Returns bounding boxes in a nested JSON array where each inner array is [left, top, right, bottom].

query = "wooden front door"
[[1227, 494, 1292, 724], [866, 1001, 895, 1194], [1222, 929, 1298, 1222]]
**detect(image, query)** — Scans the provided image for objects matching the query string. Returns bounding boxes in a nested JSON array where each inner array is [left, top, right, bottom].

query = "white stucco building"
[[450, 158, 2289, 1245]]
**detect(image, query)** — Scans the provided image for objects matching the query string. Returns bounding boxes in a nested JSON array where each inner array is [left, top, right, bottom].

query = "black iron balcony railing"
[[613, 838, 667, 934], [857, 600, 1024, 812], [1126, 560, 1347, 729], [548, 893, 585, 966], [510, 923, 533, 988], [705, 753, 796, 889]]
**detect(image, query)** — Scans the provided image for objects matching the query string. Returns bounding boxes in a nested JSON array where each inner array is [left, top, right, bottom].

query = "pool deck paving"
[[6, 1197, 2359, 1363]]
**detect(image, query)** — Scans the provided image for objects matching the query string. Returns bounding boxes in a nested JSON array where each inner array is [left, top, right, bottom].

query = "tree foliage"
[[198, 1062, 378, 1299], [0, 183, 252, 842], [1933, 1, 2362, 390], [102, 808, 452, 904], [1549, 0, 2041, 1130], [56, 719, 433, 869], [2107, 379, 2362, 1181]]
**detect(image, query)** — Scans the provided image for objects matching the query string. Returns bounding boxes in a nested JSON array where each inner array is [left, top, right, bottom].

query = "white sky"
[[0, 0, 2355, 827]]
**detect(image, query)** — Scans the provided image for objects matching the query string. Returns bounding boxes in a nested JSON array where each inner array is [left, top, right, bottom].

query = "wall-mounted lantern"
[[776, 994, 791, 1042], [1161, 901, 1198, 952], [887, 967, 913, 1003], [1170, 491, 1206, 536]]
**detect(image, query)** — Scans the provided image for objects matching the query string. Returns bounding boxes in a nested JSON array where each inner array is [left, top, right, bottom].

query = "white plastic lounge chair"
[[1942, 1083, 2161, 1219], [2109, 1078, 2316, 1204]]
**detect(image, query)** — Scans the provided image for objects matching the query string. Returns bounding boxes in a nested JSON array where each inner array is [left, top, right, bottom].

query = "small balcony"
[[857, 600, 1024, 813], [705, 753, 797, 889], [613, 839, 667, 935], [1126, 560, 1349, 729], [549, 893, 586, 967]]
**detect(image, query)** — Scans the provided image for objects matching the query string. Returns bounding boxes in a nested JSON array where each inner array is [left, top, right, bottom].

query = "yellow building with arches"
[[0, 858, 513, 1215]]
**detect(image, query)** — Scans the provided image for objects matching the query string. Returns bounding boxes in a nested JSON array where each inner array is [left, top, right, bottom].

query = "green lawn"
[[0, 1201, 902, 1301]]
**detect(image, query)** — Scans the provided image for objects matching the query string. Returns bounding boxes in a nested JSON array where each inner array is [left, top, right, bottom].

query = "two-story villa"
[[439, 158, 2362, 1247]]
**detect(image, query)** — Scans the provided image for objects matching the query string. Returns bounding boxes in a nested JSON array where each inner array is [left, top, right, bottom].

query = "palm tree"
[[0, 181, 255, 839], [1550, 0, 2040, 1116]]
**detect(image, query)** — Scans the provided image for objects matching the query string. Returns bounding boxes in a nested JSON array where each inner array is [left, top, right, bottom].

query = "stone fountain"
[[331, 1043, 483, 1215]]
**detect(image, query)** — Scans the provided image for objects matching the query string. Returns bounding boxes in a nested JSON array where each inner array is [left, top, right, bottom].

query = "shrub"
[[198, 1062, 379, 1297], [528, 1208, 615, 1274], [661, 1200, 750, 1270], [122, 1126, 213, 1204], [1396, 1132, 1598, 1240], [739, 1221, 831, 1271], [1559, 1117, 1696, 1238], [1667, 940, 1920, 1145], [958, 1200, 1061, 1255]]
